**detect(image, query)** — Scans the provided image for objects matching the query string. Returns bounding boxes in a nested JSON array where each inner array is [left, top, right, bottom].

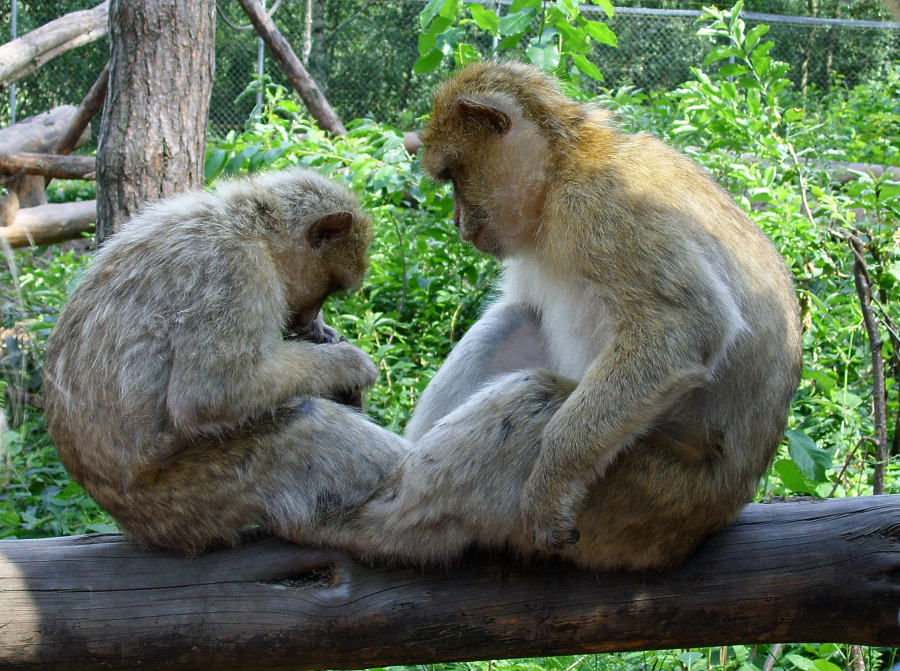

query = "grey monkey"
[[43, 168, 410, 554]]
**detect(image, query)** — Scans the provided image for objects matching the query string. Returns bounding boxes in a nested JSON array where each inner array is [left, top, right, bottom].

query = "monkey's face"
[[423, 90, 550, 260], [280, 210, 372, 329]]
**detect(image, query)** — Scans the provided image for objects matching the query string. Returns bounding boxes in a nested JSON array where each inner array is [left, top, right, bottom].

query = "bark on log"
[[0, 153, 95, 180], [237, 0, 347, 135], [0, 200, 95, 248], [0, 496, 898, 671], [0, 2, 109, 91], [0, 191, 18, 227]]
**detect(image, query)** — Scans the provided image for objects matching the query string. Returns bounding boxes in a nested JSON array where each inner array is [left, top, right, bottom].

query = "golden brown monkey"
[[43, 168, 410, 554], [336, 61, 802, 572]]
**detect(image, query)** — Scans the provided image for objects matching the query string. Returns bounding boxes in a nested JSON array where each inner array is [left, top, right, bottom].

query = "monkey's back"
[[43, 190, 286, 492]]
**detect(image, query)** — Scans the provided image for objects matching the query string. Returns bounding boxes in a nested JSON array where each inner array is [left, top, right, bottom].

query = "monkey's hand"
[[322, 340, 379, 400]]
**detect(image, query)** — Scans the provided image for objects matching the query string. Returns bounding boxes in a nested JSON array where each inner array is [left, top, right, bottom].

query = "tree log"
[[0, 496, 898, 671], [237, 0, 347, 135], [0, 106, 91, 207], [0, 153, 95, 180], [53, 63, 110, 156], [0, 2, 109, 91], [0, 200, 95, 247]]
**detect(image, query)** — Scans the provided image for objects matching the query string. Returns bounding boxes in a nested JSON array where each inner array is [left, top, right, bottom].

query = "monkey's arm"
[[167, 335, 377, 435], [405, 301, 549, 441], [522, 293, 737, 550]]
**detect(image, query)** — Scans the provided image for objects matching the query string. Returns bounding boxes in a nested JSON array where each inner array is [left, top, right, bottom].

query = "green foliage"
[[413, 0, 615, 80], [0, 246, 111, 538]]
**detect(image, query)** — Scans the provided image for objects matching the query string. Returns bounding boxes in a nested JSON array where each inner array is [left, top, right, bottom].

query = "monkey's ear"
[[456, 98, 511, 135], [307, 211, 353, 249]]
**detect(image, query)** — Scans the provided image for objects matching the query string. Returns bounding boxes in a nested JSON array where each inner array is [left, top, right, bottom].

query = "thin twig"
[[849, 645, 866, 671], [764, 643, 784, 671], [848, 233, 889, 495], [828, 437, 876, 498]]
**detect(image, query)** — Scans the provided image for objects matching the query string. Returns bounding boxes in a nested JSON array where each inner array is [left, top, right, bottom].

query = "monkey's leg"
[[405, 301, 548, 441], [115, 400, 410, 554], [344, 369, 576, 565]]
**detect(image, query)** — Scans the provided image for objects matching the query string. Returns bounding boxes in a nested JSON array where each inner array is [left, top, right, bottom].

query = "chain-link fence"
[[2, 0, 898, 141]]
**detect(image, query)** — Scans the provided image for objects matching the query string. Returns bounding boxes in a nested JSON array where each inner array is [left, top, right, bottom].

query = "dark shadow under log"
[[1, 495, 899, 671]]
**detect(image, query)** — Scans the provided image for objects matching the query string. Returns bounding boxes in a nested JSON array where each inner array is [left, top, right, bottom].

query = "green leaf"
[[571, 53, 604, 81], [413, 49, 445, 74], [717, 63, 749, 78], [419, 0, 445, 30], [773, 459, 817, 496], [786, 430, 831, 482], [510, 0, 540, 10], [439, 0, 461, 21], [204, 149, 227, 181], [813, 661, 843, 671], [526, 43, 560, 70], [589, 0, 614, 19], [454, 42, 481, 67], [703, 45, 743, 66], [583, 20, 617, 46], [786, 655, 818, 671], [467, 3, 499, 34], [418, 16, 452, 54], [498, 8, 535, 37], [784, 107, 805, 122], [745, 23, 769, 53]]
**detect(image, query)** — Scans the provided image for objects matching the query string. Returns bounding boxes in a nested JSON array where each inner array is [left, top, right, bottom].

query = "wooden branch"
[[0, 2, 109, 91], [53, 63, 110, 156], [0, 200, 95, 248], [1, 496, 898, 671], [236, 0, 347, 135], [0, 153, 95, 180], [0, 106, 91, 207]]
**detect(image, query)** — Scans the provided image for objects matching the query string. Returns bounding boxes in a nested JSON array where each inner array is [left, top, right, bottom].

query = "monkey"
[[330, 61, 802, 573], [42, 167, 410, 554]]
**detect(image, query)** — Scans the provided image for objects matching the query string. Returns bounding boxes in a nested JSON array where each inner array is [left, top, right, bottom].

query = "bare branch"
[[0, 2, 109, 91]]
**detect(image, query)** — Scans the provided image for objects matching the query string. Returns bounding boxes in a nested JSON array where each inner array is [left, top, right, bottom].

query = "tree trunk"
[[0, 2, 109, 91], [95, 0, 215, 243], [0, 496, 898, 671]]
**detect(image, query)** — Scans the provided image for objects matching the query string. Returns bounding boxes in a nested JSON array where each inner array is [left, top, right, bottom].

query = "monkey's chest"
[[503, 260, 612, 381]]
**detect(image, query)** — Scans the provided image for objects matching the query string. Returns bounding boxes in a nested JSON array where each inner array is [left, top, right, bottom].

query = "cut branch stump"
[[1, 495, 898, 671]]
